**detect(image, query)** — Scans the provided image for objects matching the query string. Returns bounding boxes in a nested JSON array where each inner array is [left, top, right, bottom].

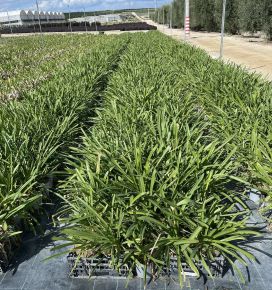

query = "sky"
[[0, 0, 170, 13]]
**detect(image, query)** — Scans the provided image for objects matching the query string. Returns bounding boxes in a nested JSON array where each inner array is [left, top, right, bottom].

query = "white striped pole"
[[184, 0, 190, 39]]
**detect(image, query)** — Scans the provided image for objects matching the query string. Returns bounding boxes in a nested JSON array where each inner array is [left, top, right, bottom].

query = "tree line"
[[152, 0, 272, 40]]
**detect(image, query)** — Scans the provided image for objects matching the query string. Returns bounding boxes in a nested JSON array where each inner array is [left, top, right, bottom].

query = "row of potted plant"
[[57, 32, 263, 287], [0, 34, 130, 271]]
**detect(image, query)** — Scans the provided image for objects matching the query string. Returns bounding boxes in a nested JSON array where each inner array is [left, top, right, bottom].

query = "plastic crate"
[[0, 265, 4, 275], [166, 256, 224, 277], [67, 253, 129, 279], [67, 253, 224, 279], [0, 236, 20, 274]]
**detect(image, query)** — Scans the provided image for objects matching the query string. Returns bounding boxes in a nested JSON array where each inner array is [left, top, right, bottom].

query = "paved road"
[[144, 19, 272, 82]]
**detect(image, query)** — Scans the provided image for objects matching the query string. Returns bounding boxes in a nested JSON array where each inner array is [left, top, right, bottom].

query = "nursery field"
[[0, 35, 91, 102], [0, 31, 272, 288]]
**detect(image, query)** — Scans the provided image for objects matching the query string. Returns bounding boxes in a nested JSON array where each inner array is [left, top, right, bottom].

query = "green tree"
[[161, 5, 171, 26], [238, 0, 265, 33], [172, 0, 184, 28], [263, 0, 272, 40], [197, 0, 218, 31], [214, 0, 240, 34], [153, 0, 271, 39]]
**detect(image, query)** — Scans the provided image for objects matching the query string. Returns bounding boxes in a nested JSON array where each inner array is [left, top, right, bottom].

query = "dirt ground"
[[145, 19, 272, 82]]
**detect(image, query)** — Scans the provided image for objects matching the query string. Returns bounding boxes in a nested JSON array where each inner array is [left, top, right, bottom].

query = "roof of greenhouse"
[[0, 10, 24, 23], [0, 10, 65, 24]]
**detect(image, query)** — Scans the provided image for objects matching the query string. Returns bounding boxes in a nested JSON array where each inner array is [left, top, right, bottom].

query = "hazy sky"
[[1, 0, 169, 12]]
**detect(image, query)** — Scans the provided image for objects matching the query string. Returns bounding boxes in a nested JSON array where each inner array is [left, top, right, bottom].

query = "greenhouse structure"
[[0, 10, 65, 26], [69, 14, 122, 24]]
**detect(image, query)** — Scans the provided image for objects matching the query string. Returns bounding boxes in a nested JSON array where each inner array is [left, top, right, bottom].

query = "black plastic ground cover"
[[0, 205, 272, 290]]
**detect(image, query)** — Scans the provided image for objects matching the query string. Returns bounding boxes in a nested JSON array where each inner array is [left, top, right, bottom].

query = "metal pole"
[[83, 8, 87, 33], [170, 3, 173, 33], [162, 7, 164, 30], [6, 11, 13, 34], [220, 0, 227, 59], [94, 12, 98, 33], [32, 12, 36, 34], [155, 0, 158, 22], [184, 0, 190, 39], [68, 0, 72, 32], [35, 0, 42, 34]]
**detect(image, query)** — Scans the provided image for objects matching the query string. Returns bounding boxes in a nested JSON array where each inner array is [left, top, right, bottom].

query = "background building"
[[69, 14, 121, 24], [0, 10, 65, 26]]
